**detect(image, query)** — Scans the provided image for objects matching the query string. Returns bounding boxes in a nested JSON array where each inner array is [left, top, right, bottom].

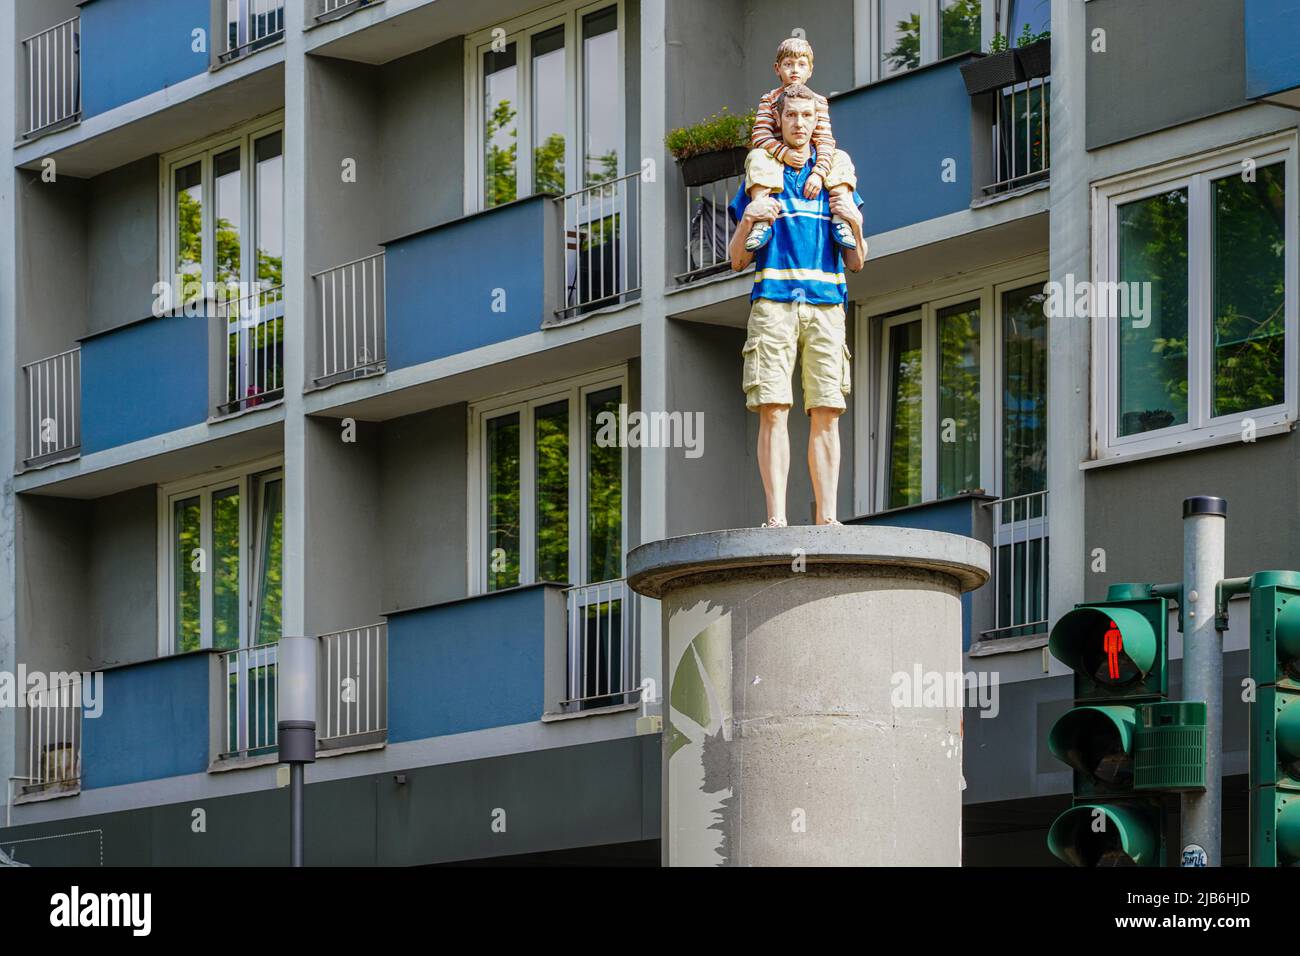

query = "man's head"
[[773, 37, 814, 87], [775, 82, 817, 150]]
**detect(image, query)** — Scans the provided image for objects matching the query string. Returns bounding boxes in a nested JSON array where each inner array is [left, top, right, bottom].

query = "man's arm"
[[729, 197, 779, 272], [750, 90, 789, 164], [829, 192, 867, 272]]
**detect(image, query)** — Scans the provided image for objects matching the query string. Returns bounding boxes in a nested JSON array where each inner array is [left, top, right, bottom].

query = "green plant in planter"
[[664, 107, 757, 161], [1017, 23, 1051, 46], [989, 31, 1009, 54]]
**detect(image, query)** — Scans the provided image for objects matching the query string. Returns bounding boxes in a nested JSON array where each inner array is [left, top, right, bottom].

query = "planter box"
[[1015, 37, 1051, 80], [678, 146, 750, 187], [960, 50, 1024, 95]]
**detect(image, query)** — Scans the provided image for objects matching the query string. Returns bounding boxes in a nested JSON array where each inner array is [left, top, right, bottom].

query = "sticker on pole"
[[1181, 844, 1208, 867]]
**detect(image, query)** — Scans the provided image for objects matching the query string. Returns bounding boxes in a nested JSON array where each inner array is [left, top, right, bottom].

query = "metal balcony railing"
[[25, 677, 83, 792], [985, 76, 1050, 196], [314, 0, 379, 21], [22, 348, 81, 466], [219, 643, 279, 758], [220, 285, 284, 415], [220, 0, 285, 63], [562, 579, 641, 712], [318, 623, 387, 748], [312, 252, 386, 385], [676, 173, 743, 284], [556, 172, 642, 319], [22, 17, 80, 137], [981, 490, 1049, 641]]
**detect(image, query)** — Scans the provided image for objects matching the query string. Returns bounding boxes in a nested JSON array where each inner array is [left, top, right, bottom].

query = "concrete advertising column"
[[628, 526, 989, 867]]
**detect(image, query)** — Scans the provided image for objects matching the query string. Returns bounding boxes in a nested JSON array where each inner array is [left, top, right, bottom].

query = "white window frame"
[[854, 257, 1049, 514], [155, 455, 284, 657], [1091, 132, 1299, 462], [157, 112, 285, 306], [462, 0, 626, 214], [854, 0, 995, 85], [467, 366, 630, 595]]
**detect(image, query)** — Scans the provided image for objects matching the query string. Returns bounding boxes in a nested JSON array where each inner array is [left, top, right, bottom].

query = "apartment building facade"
[[0, 0, 1296, 866]]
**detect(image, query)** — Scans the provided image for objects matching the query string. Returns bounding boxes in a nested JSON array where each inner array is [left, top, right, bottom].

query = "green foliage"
[[885, 12, 922, 72], [535, 132, 566, 194], [940, 0, 981, 59], [485, 98, 519, 208], [664, 107, 756, 161], [1017, 23, 1050, 47], [989, 31, 1008, 54]]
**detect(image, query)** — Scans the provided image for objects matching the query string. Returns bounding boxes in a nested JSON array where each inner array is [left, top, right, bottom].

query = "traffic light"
[[1046, 584, 1170, 866], [1247, 571, 1300, 866]]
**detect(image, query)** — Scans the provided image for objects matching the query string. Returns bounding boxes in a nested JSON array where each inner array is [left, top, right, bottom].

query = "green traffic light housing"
[[1047, 802, 1163, 867], [1049, 592, 1168, 703], [1048, 705, 1137, 796]]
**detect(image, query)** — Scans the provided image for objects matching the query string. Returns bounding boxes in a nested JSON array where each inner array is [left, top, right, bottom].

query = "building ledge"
[[540, 702, 641, 723]]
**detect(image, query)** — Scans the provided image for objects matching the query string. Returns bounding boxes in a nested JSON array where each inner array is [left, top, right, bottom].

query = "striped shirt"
[[751, 85, 836, 180], [729, 148, 863, 305]]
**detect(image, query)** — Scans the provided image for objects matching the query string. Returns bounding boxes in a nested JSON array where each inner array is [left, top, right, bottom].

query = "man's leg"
[[744, 149, 784, 251], [808, 407, 841, 524], [757, 403, 791, 525]]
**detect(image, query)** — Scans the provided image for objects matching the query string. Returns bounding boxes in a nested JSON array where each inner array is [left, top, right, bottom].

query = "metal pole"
[[290, 762, 304, 866], [1181, 495, 1226, 866]]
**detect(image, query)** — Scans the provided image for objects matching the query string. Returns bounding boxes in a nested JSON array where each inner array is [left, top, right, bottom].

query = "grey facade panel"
[[1086, 0, 1249, 149]]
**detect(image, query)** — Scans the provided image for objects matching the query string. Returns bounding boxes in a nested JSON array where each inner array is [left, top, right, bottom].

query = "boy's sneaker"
[[745, 221, 773, 251], [831, 216, 857, 250], [761, 516, 787, 528]]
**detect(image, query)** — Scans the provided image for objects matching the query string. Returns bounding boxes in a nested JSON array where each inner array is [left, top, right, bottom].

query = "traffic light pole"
[[1181, 496, 1226, 866]]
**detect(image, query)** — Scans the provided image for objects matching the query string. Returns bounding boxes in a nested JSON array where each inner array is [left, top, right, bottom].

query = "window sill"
[[1081, 419, 1294, 470], [540, 701, 641, 723]]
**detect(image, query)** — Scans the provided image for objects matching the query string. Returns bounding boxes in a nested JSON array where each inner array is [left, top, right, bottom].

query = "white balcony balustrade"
[[22, 17, 81, 137], [312, 252, 386, 385], [318, 623, 387, 748], [982, 490, 1049, 641], [677, 173, 743, 284], [562, 578, 641, 712], [557, 172, 642, 318], [220, 285, 285, 415], [22, 348, 81, 466], [25, 676, 83, 793]]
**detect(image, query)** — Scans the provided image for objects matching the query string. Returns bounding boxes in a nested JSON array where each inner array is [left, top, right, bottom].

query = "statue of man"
[[728, 82, 867, 527]]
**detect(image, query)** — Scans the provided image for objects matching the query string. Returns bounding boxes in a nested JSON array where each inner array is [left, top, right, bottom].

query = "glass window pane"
[[484, 43, 518, 208], [880, 0, 922, 77], [214, 148, 241, 290], [1117, 188, 1189, 436], [212, 487, 241, 651], [1212, 163, 1286, 418], [174, 161, 203, 304], [486, 413, 522, 590], [586, 386, 622, 582], [1010, 0, 1051, 43], [886, 319, 924, 508], [582, 7, 620, 186], [937, 301, 981, 498], [255, 478, 283, 645], [532, 26, 566, 194], [1002, 284, 1048, 498], [940, 0, 981, 58], [173, 496, 202, 653], [535, 400, 570, 582], [255, 132, 283, 291]]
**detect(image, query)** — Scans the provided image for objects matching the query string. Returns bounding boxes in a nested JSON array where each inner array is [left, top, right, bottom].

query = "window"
[[467, 1, 624, 211], [159, 461, 283, 655], [876, 293, 994, 508], [867, 0, 982, 81], [1093, 134, 1298, 459], [469, 369, 628, 593]]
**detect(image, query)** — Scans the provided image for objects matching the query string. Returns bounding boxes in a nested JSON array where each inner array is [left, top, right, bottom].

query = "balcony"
[[561, 579, 642, 713], [312, 0, 381, 25], [979, 76, 1050, 197], [218, 0, 286, 64], [555, 174, 643, 320], [1245, 0, 1300, 108], [20, 17, 80, 138], [312, 252, 387, 386], [17, 676, 84, 800]]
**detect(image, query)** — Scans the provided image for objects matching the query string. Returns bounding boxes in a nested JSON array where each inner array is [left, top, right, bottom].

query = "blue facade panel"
[[387, 587, 550, 742], [80, 313, 209, 454], [384, 197, 549, 370], [850, 497, 983, 650], [1245, 0, 1300, 99], [79, 0, 211, 118], [832, 57, 974, 235], [82, 653, 212, 789]]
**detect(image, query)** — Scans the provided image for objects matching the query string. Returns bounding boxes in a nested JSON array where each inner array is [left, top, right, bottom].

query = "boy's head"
[[773, 37, 814, 87]]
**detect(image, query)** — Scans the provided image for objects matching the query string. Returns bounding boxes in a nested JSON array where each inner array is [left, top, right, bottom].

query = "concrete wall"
[[742, 0, 855, 97], [303, 415, 383, 637], [378, 403, 469, 613], [379, 38, 465, 238], [15, 496, 91, 674], [86, 157, 161, 335], [16, 173, 87, 367], [1086, 0, 1249, 149], [87, 487, 158, 667]]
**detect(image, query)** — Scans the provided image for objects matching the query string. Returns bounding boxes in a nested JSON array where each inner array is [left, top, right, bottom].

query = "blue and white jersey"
[[728, 148, 864, 305]]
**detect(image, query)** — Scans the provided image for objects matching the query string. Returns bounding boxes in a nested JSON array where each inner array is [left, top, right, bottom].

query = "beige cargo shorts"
[[741, 297, 851, 414], [744, 147, 859, 193]]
